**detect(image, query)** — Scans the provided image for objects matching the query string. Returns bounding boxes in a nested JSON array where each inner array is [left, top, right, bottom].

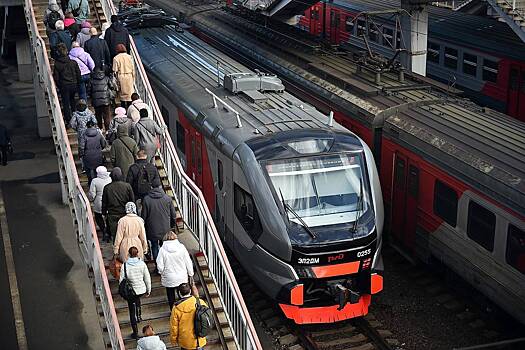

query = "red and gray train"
[[298, 0, 525, 122]]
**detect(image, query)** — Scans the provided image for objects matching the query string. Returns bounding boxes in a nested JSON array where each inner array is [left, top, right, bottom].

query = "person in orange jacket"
[[170, 283, 207, 350]]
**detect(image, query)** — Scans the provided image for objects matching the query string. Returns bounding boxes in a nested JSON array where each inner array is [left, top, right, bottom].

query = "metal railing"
[[506, 0, 525, 19], [22, 1, 126, 349], [98, 1, 262, 349]]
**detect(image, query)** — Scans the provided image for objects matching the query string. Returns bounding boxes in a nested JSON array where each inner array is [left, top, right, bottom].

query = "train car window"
[[176, 121, 185, 154], [383, 27, 393, 46], [330, 11, 340, 28], [408, 165, 419, 197], [234, 184, 263, 241], [357, 19, 366, 36], [506, 224, 525, 275], [427, 42, 440, 64], [196, 140, 202, 174], [394, 158, 406, 189], [161, 105, 170, 129], [217, 159, 223, 190], [467, 201, 495, 252], [463, 53, 478, 77], [345, 16, 354, 33], [482, 59, 498, 83], [433, 180, 458, 227], [369, 25, 379, 43], [444, 47, 458, 70]]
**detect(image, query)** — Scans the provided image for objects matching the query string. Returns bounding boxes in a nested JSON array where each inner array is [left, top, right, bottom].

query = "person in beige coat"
[[114, 202, 148, 262], [112, 43, 135, 108]]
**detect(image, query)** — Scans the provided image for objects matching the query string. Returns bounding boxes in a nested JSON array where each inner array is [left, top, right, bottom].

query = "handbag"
[[138, 121, 161, 150], [109, 257, 122, 280], [118, 262, 136, 301]]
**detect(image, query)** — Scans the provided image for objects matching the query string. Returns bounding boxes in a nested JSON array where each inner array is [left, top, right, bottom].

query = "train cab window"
[[234, 184, 262, 241], [345, 16, 354, 33], [357, 19, 366, 36], [427, 42, 440, 64], [433, 180, 458, 227], [482, 58, 498, 83], [383, 27, 393, 46], [217, 159, 223, 190], [176, 121, 185, 154], [444, 47, 458, 70], [506, 224, 525, 275], [467, 201, 495, 252], [463, 53, 478, 77]]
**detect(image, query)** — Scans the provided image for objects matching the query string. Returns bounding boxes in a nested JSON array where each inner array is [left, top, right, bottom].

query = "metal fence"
[[22, 1, 126, 349], [97, 1, 262, 349]]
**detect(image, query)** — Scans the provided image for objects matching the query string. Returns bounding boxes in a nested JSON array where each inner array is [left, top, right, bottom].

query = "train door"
[[329, 10, 340, 43], [215, 154, 233, 246], [390, 154, 419, 249], [507, 64, 525, 122], [188, 129, 203, 189], [310, 6, 320, 35]]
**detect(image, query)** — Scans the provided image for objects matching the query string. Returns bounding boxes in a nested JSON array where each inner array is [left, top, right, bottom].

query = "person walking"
[[119, 246, 151, 339], [88, 165, 112, 236], [127, 93, 151, 124], [156, 231, 193, 311], [107, 106, 133, 143], [110, 124, 138, 179], [114, 202, 148, 263], [137, 325, 167, 350], [75, 20, 92, 48], [134, 109, 166, 163], [84, 27, 111, 72], [170, 283, 207, 350], [102, 167, 134, 242], [53, 43, 80, 125], [91, 67, 116, 130], [99, 22, 110, 40], [0, 123, 10, 166], [43, 0, 64, 34], [112, 44, 135, 108], [70, 99, 97, 159], [142, 179, 177, 261], [49, 20, 72, 59], [69, 41, 95, 100], [67, 0, 89, 23], [81, 120, 107, 185], [104, 15, 130, 60], [64, 12, 80, 40], [126, 149, 160, 202]]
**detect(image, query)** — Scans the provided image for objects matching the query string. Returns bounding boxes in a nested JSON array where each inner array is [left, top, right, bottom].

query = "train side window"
[[444, 47, 458, 70], [427, 42, 440, 64], [383, 27, 393, 46], [467, 201, 495, 252], [482, 58, 498, 83], [463, 53, 478, 77], [196, 140, 202, 174], [394, 157, 406, 189], [176, 121, 185, 154], [234, 184, 262, 241], [369, 25, 379, 43], [506, 224, 525, 275], [509, 67, 519, 90], [433, 180, 458, 227], [217, 159, 223, 190], [408, 165, 419, 198], [345, 16, 354, 33]]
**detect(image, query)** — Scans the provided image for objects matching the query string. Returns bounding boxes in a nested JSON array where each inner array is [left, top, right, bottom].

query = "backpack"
[[72, 0, 83, 17], [47, 10, 61, 30], [136, 164, 152, 196], [118, 263, 136, 301], [194, 297, 214, 339]]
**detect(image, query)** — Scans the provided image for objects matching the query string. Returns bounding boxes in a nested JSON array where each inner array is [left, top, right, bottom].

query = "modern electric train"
[[126, 13, 385, 324], [298, 0, 525, 122]]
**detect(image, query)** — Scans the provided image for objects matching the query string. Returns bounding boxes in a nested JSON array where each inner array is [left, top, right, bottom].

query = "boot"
[[131, 324, 138, 339], [137, 305, 142, 323]]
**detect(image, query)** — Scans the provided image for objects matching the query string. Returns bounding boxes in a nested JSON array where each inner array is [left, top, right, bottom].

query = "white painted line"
[[0, 184, 28, 350]]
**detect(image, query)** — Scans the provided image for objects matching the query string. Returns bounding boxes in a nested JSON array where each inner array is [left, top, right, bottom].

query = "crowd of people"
[[46, 1, 210, 347]]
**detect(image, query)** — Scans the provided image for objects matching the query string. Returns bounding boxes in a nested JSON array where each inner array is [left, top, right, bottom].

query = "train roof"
[[330, 0, 525, 61], [130, 22, 354, 158]]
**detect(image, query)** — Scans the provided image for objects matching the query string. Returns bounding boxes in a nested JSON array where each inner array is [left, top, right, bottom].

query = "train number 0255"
[[298, 257, 320, 264], [357, 249, 372, 257]]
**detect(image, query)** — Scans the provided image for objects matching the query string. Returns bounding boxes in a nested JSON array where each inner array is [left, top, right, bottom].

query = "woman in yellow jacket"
[[170, 283, 207, 350]]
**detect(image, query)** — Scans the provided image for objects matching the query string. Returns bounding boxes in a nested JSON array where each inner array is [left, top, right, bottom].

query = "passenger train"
[[297, 0, 525, 122], [126, 13, 385, 324]]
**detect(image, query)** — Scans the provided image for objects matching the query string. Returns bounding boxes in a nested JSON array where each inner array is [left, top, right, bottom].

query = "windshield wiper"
[[352, 177, 364, 234], [279, 188, 317, 240]]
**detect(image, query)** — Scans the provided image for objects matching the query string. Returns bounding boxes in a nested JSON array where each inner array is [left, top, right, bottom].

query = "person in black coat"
[[49, 20, 72, 59], [0, 123, 10, 166], [84, 27, 111, 72], [102, 167, 135, 242], [81, 120, 107, 185], [53, 43, 81, 125], [126, 149, 160, 202], [104, 15, 130, 61], [91, 67, 116, 130]]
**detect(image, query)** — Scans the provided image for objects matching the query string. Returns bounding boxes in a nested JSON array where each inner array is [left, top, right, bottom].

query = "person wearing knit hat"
[[84, 26, 111, 72], [75, 20, 92, 48], [44, 0, 64, 32], [107, 106, 133, 143], [64, 12, 80, 39], [88, 165, 112, 237], [114, 201, 148, 262]]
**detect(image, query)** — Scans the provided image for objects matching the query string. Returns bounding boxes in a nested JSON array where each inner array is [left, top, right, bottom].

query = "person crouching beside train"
[[119, 246, 151, 339], [156, 230, 194, 312], [170, 283, 207, 350]]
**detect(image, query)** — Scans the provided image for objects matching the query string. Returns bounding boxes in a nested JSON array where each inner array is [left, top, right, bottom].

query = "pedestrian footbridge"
[[21, 0, 262, 348]]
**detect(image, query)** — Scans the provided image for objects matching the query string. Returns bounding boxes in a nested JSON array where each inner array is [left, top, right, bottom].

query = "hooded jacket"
[[141, 187, 177, 241], [53, 54, 80, 86], [136, 335, 167, 350], [114, 214, 148, 262], [67, 0, 89, 22], [88, 166, 112, 213], [102, 170, 134, 216], [134, 117, 166, 162], [170, 296, 207, 349], [91, 70, 114, 107], [127, 99, 151, 124], [84, 36, 111, 70], [70, 109, 97, 150], [104, 21, 130, 58], [118, 257, 151, 294], [110, 125, 138, 178], [156, 240, 193, 288], [108, 113, 133, 138], [82, 127, 107, 169], [69, 47, 95, 76], [126, 159, 161, 199], [76, 27, 91, 48]]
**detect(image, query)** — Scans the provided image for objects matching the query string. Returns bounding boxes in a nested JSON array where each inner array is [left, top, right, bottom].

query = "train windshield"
[[265, 152, 371, 227]]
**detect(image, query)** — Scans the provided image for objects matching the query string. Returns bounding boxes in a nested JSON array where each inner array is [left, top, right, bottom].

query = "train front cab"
[[380, 138, 525, 324]]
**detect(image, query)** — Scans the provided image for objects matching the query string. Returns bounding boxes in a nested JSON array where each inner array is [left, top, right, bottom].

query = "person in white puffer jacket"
[[156, 230, 194, 311], [137, 325, 166, 350], [88, 165, 111, 236]]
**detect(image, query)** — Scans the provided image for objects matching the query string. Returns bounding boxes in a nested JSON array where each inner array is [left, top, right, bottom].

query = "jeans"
[[166, 287, 178, 311], [150, 239, 162, 261], [94, 213, 106, 236], [79, 74, 90, 101], [94, 105, 112, 130], [86, 167, 97, 186], [59, 84, 78, 123], [127, 294, 143, 333], [0, 145, 7, 165]]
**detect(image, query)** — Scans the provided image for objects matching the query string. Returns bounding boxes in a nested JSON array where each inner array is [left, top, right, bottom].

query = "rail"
[[507, 0, 525, 19], [99, 1, 262, 349], [22, 1, 126, 349]]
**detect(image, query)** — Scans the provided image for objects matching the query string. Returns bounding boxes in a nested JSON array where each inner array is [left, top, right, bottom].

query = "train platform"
[[0, 62, 105, 350]]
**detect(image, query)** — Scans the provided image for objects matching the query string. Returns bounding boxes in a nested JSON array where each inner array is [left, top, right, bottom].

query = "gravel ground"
[[371, 246, 525, 350]]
